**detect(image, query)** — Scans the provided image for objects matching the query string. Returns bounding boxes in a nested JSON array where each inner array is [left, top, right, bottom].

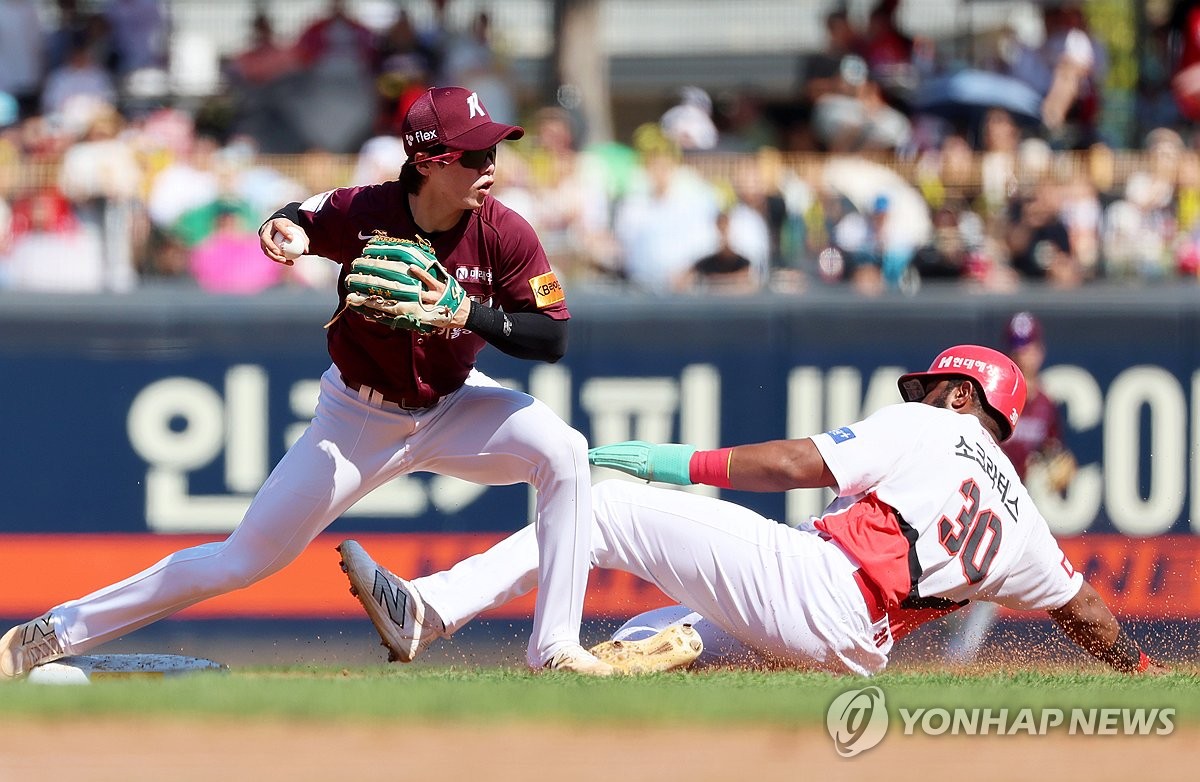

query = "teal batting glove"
[[587, 441, 696, 485]]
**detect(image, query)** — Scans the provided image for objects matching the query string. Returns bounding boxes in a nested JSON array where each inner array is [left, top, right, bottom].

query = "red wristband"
[[689, 447, 734, 489], [1137, 650, 1151, 673]]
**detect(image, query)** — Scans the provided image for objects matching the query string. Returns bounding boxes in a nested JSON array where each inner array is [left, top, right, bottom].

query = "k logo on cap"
[[466, 92, 485, 119], [401, 87, 524, 156]]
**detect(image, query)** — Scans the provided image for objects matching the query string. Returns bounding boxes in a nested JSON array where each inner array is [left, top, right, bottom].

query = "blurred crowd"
[[4, 0, 1200, 297]]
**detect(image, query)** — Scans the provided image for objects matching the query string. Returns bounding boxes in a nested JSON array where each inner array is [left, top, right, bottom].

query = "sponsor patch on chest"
[[455, 266, 493, 284], [529, 271, 564, 307]]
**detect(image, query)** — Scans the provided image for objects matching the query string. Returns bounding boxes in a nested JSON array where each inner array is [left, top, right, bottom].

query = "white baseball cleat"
[[589, 624, 704, 674], [0, 612, 66, 680], [336, 539, 444, 663], [542, 645, 616, 677]]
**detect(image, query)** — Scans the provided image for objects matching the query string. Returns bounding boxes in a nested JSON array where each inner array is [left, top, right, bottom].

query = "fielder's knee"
[[532, 423, 589, 483]]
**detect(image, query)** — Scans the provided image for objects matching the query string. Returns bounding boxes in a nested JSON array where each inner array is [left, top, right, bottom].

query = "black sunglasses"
[[421, 145, 498, 171]]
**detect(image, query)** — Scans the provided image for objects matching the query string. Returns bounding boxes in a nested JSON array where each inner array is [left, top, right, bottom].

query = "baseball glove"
[[1032, 443, 1080, 491], [1037, 446, 1077, 494], [344, 235, 468, 334]]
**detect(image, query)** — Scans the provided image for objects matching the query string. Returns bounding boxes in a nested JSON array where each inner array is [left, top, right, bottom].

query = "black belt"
[[342, 377, 440, 410]]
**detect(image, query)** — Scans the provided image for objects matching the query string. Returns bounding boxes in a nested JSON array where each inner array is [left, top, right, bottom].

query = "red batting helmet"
[[897, 344, 1027, 441]]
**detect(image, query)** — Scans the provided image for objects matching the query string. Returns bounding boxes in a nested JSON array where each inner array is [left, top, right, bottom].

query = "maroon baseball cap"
[[401, 87, 524, 155], [1005, 311, 1043, 351]]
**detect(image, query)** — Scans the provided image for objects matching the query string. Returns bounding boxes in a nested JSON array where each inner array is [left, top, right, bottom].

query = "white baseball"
[[272, 229, 307, 261]]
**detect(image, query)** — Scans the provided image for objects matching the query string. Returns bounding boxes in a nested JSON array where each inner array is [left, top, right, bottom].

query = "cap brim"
[[445, 122, 524, 150]]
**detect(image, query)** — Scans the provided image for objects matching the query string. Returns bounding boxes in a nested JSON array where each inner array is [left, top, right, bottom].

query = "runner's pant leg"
[[416, 478, 889, 673], [589, 480, 889, 674]]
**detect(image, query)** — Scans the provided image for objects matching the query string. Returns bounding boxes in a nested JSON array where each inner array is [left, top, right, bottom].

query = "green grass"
[[2, 667, 1198, 727]]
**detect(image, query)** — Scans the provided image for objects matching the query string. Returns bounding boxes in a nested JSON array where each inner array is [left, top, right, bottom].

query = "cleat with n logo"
[[22, 618, 54, 645], [336, 540, 445, 663], [372, 569, 409, 629], [1, 612, 66, 679]]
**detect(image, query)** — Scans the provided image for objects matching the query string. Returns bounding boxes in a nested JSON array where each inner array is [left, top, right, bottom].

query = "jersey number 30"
[[937, 478, 1003, 584]]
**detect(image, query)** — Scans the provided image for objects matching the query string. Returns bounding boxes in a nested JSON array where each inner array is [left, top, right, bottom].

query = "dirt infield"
[[0, 719, 1191, 782]]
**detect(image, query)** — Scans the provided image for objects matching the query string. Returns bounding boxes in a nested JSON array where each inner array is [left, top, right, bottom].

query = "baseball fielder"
[[336, 345, 1164, 675], [1, 87, 608, 679]]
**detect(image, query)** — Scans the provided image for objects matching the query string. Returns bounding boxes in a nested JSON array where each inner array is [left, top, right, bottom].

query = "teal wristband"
[[646, 444, 697, 485]]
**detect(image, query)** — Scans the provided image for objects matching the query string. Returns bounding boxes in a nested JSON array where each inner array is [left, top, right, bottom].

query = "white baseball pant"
[[416, 479, 892, 675], [50, 365, 592, 667]]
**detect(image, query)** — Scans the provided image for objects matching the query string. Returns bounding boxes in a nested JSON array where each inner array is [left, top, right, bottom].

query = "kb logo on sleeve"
[[529, 271, 564, 307]]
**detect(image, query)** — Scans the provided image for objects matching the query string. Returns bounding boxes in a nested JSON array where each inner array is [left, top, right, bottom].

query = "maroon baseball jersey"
[[295, 181, 569, 404], [1000, 389, 1063, 479]]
